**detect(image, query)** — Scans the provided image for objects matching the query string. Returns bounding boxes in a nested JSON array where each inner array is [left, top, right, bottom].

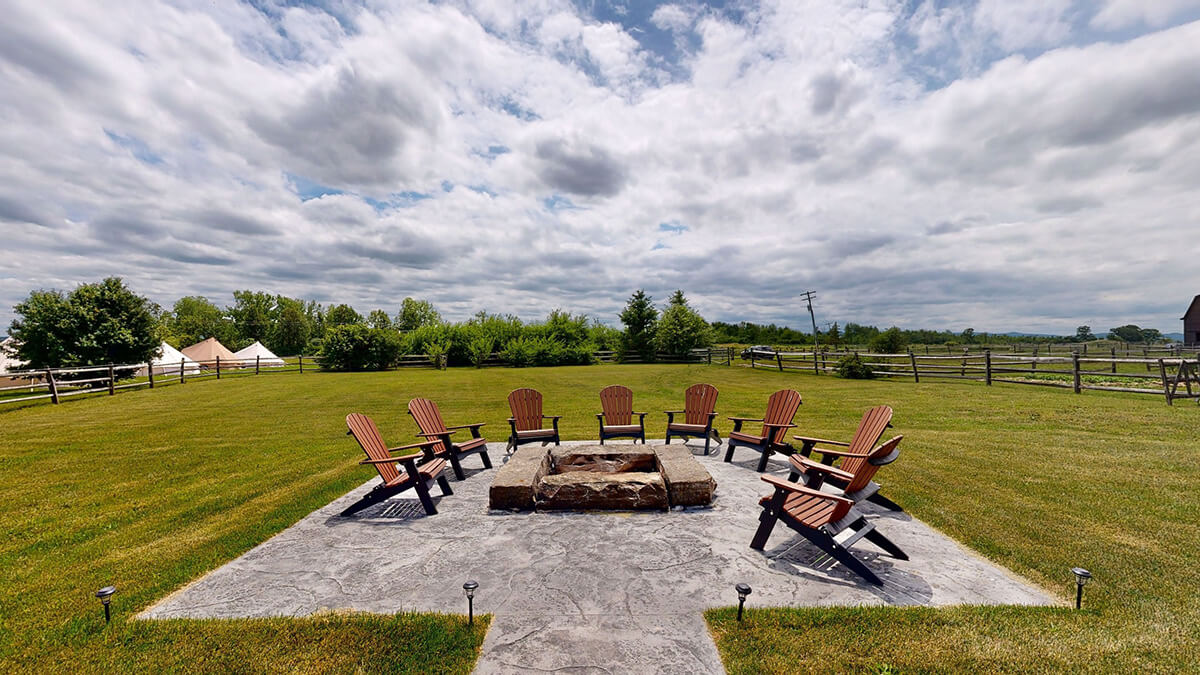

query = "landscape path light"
[[95, 586, 116, 624], [1071, 568, 1092, 609], [463, 580, 479, 626], [735, 583, 752, 622]]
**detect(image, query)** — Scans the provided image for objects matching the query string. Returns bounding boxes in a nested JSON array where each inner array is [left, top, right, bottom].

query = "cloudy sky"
[[2, 0, 1200, 335]]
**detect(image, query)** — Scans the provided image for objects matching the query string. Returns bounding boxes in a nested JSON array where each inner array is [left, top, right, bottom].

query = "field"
[[1, 363, 1197, 672]]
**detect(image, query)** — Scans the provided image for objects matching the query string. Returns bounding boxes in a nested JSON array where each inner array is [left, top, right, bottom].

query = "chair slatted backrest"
[[599, 385, 633, 425], [683, 383, 719, 425], [841, 436, 902, 493], [407, 398, 449, 453], [762, 389, 802, 445], [847, 405, 893, 455], [347, 413, 400, 485], [508, 388, 544, 431]]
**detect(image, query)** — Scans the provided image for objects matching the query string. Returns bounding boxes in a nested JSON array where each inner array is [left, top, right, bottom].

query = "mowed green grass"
[[1, 364, 1198, 672]]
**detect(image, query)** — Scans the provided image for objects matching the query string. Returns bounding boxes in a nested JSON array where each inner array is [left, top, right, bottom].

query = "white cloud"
[[1090, 0, 1200, 30], [1, 0, 1199, 335]]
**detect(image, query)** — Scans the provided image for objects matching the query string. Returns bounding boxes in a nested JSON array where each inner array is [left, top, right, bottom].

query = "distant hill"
[[996, 331, 1062, 338]]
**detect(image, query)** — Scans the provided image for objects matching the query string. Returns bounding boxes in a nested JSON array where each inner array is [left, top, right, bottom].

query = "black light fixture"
[[735, 583, 752, 622], [1071, 568, 1092, 609], [95, 586, 117, 623], [463, 580, 479, 626]]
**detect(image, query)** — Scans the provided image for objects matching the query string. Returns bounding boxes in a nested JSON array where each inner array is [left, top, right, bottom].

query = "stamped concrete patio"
[[142, 440, 1055, 673]]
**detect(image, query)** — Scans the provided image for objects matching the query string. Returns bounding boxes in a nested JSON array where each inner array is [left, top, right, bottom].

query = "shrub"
[[425, 339, 449, 370], [321, 325, 401, 370], [836, 353, 876, 379], [500, 336, 535, 367], [869, 327, 906, 354], [467, 335, 494, 368]]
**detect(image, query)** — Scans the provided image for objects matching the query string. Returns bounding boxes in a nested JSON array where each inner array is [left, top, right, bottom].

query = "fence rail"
[[0, 348, 736, 411], [742, 347, 1200, 406]]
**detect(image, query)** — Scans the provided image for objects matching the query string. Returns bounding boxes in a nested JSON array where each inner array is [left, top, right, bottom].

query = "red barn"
[[1184, 295, 1200, 345]]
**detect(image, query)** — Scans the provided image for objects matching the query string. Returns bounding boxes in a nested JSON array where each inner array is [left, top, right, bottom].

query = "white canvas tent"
[[138, 341, 201, 376], [0, 337, 23, 375], [233, 341, 286, 367]]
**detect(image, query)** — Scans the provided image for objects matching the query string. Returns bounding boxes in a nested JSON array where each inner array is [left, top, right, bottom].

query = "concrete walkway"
[[142, 441, 1054, 673]]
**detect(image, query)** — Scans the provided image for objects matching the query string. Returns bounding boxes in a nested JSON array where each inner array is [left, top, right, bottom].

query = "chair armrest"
[[789, 455, 854, 481], [762, 422, 798, 429], [417, 430, 455, 437], [445, 423, 485, 430], [596, 413, 604, 420], [793, 435, 850, 447], [728, 416, 763, 422], [387, 440, 440, 453], [760, 475, 854, 506], [361, 451, 422, 464], [634, 412, 647, 417], [810, 447, 868, 459], [664, 410, 684, 414], [543, 415, 562, 420]]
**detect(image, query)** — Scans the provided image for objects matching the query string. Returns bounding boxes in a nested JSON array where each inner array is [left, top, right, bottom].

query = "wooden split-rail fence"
[[744, 348, 1200, 405], [0, 348, 736, 410], [0, 355, 313, 408]]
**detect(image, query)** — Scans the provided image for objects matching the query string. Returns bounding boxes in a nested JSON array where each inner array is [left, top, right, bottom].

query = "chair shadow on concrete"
[[763, 536, 934, 605]]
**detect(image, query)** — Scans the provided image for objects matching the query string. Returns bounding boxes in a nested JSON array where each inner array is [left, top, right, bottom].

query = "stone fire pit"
[[490, 444, 716, 511]]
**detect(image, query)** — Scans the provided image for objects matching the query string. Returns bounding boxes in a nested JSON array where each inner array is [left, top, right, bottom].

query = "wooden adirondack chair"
[[406, 398, 491, 480], [343, 413, 453, 516], [793, 405, 893, 460], [664, 383, 721, 455], [724, 389, 802, 471], [596, 385, 646, 444], [750, 474, 907, 586], [506, 388, 561, 453], [789, 435, 905, 512]]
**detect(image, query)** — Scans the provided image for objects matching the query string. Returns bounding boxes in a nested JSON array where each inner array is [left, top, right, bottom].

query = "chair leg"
[[862, 526, 908, 560], [724, 442, 736, 463], [756, 447, 772, 472], [750, 508, 780, 550], [479, 449, 493, 470], [449, 454, 465, 480], [867, 492, 904, 512], [437, 475, 453, 496], [703, 434, 711, 455], [414, 479, 438, 515], [505, 436, 515, 454]]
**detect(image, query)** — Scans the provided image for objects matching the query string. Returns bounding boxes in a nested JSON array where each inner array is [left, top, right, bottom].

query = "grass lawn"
[[1, 363, 1198, 672]]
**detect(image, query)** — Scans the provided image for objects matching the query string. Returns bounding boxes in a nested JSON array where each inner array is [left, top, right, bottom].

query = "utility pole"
[[801, 290, 818, 349]]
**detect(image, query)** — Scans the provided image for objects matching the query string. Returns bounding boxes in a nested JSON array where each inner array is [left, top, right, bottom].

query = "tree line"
[[3, 278, 716, 371], [3, 277, 1172, 372]]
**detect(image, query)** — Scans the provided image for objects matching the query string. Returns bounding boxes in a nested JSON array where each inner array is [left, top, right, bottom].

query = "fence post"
[[256, 355, 261, 375], [1144, 348, 1150, 372], [925, 345, 929, 355], [750, 351, 756, 369], [180, 358, 186, 384], [147, 362, 154, 389], [46, 369, 59, 404], [961, 349, 967, 376], [108, 365, 115, 395], [777, 352, 784, 372], [1083, 343, 1088, 356], [909, 351, 920, 383], [707, 349, 712, 365], [1032, 346, 1038, 371], [1072, 352, 1081, 394], [1158, 359, 1172, 405], [299, 355, 304, 374], [985, 350, 992, 385], [812, 348, 818, 375]]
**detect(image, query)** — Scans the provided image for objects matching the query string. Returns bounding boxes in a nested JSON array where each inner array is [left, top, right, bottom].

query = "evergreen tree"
[[618, 289, 658, 362]]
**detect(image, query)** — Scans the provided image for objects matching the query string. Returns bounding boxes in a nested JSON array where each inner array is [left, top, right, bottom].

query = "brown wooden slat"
[[683, 383, 719, 425], [508, 388, 544, 431], [599, 385, 634, 425], [762, 389, 802, 444], [347, 413, 400, 485]]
